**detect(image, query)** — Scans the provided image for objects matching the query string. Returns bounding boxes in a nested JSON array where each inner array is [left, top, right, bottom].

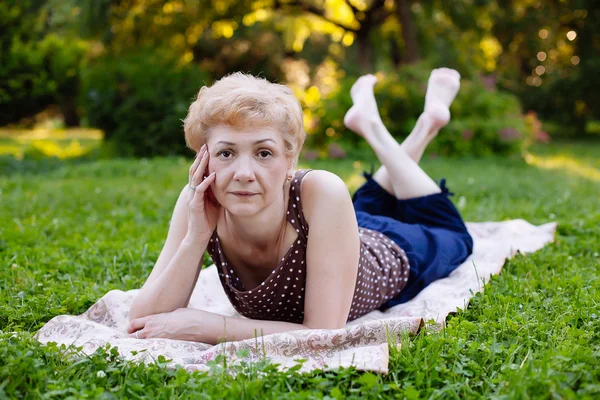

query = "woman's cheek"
[[210, 170, 226, 201]]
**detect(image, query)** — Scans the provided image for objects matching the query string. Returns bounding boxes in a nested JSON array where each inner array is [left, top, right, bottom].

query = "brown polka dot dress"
[[206, 169, 410, 323]]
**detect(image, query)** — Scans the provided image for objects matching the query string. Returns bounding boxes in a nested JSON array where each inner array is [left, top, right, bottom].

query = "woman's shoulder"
[[298, 169, 346, 190], [297, 169, 352, 220]]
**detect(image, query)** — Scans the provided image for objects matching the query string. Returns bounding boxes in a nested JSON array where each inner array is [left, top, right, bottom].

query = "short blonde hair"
[[184, 72, 306, 168]]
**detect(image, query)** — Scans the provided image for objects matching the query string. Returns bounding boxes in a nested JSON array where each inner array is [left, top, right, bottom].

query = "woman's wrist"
[[182, 309, 226, 344], [181, 234, 210, 250]]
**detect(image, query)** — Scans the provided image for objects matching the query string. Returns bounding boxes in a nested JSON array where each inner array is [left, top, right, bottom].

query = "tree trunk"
[[60, 96, 80, 127], [390, 36, 401, 68], [397, 0, 420, 64], [356, 27, 373, 73]]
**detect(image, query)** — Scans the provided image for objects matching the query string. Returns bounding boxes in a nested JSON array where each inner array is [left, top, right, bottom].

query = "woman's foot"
[[343, 74, 383, 142], [423, 68, 461, 130], [400, 68, 461, 163]]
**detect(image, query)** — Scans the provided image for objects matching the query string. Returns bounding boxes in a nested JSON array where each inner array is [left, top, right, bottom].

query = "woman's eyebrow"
[[215, 139, 277, 146], [254, 139, 277, 145]]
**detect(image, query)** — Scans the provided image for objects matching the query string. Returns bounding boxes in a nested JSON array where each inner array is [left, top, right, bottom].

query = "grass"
[[1, 140, 599, 398]]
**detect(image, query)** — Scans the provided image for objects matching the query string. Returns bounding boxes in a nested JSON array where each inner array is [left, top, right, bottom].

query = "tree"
[[76, 0, 425, 74], [489, 0, 598, 132], [0, 0, 86, 126], [271, 0, 422, 72]]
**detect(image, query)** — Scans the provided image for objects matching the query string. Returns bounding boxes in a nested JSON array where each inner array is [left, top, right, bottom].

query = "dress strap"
[[286, 169, 312, 242]]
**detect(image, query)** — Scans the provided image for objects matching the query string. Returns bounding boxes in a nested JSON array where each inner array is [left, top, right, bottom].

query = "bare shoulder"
[[301, 169, 349, 197], [300, 170, 352, 222]]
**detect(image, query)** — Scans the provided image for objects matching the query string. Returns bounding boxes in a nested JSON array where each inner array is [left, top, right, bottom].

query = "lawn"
[[1, 140, 599, 398]]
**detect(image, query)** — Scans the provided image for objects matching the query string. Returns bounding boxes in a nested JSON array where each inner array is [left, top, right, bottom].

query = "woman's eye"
[[218, 150, 232, 158], [258, 150, 272, 158]]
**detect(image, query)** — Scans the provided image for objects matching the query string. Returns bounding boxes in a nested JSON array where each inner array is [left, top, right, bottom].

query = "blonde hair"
[[184, 72, 306, 168]]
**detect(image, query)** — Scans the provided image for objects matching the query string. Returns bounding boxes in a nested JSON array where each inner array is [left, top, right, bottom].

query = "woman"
[[127, 70, 473, 344]]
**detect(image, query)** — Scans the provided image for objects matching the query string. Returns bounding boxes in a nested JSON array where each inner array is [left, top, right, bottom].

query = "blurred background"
[[1, 0, 598, 163]]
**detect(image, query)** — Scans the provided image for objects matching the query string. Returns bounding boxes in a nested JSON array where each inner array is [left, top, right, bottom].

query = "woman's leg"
[[344, 69, 460, 199]]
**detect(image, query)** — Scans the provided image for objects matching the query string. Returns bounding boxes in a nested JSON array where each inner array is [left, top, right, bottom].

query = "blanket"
[[35, 219, 557, 374]]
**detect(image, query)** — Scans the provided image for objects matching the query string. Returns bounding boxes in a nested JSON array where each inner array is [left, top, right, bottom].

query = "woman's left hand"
[[127, 308, 203, 341]]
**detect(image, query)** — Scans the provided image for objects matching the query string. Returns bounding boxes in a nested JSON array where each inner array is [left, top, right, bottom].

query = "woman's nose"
[[233, 157, 256, 182]]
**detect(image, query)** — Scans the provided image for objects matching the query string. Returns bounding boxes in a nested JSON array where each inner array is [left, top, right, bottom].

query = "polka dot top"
[[206, 169, 410, 324]]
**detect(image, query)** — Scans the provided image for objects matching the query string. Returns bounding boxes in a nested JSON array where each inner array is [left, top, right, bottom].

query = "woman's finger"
[[129, 329, 146, 339], [191, 150, 209, 187], [197, 172, 216, 193], [188, 173, 216, 211], [127, 316, 150, 333], [190, 172, 215, 205], [188, 144, 206, 181], [189, 148, 202, 176]]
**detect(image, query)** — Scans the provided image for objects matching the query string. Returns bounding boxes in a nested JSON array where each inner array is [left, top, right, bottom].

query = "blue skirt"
[[352, 171, 474, 310]]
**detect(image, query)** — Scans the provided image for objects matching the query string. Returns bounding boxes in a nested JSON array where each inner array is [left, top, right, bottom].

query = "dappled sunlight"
[[31, 140, 89, 159], [0, 144, 22, 156], [0, 128, 103, 141], [524, 152, 600, 182], [0, 128, 103, 159]]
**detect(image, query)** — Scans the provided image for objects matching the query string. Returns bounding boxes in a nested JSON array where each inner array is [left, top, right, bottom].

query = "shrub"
[[0, 31, 87, 126], [307, 62, 537, 157], [79, 51, 211, 157]]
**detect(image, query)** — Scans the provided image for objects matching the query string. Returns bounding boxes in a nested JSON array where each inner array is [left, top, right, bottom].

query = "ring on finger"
[[135, 331, 140, 339], [189, 183, 197, 191]]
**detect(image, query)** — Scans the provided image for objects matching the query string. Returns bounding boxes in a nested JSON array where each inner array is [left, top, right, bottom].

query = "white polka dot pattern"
[[206, 169, 411, 323]]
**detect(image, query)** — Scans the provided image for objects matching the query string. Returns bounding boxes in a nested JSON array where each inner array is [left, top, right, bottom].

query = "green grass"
[[1, 140, 599, 398]]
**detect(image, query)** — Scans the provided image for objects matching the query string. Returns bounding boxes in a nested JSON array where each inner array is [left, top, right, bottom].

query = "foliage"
[[77, 0, 289, 79], [306, 62, 535, 157], [1, 142, 600, 397], [79, 50, 211, 157], [488, 0, 599, 134], [0, 1, 88, 126], [3, 0, 598, 153]]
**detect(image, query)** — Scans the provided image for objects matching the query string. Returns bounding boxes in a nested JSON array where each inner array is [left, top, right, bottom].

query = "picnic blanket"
[[35, 219, 557, 374]]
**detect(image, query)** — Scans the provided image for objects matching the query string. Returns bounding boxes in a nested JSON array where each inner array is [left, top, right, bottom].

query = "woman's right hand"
[[186, 144, 220, 243]]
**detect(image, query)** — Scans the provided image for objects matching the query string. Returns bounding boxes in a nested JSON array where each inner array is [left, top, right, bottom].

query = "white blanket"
[[36, 219, 557, 374]]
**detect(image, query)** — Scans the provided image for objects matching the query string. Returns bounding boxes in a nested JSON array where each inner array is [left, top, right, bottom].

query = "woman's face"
[[206, 124, 290, 217]]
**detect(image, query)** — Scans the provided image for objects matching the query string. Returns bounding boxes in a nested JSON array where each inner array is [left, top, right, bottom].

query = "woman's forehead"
[[209, 124, 282, 144]]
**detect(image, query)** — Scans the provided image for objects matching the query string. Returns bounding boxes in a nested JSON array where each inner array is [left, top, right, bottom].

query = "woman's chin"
[[223, 202, 260, 217]]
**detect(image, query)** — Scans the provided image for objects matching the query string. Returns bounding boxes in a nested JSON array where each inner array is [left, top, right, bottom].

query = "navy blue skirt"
[[352, 171, 474, 310]]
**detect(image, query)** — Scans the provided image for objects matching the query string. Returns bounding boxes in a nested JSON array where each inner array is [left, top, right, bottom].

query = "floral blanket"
[[36, 219, 557, 374]]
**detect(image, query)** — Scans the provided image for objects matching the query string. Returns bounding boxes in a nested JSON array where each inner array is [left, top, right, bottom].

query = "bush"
[[79, 51, 211, 157], [0, 29, 87, 126], [308, 63, 537, 157]]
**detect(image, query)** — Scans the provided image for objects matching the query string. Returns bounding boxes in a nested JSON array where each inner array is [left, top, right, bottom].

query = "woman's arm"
[[130, 146, 219, 320], [128, 307, 310, 344], [129, 185, 205, 320], [194, 310, 311, 344], [301, 170, 361, 329]]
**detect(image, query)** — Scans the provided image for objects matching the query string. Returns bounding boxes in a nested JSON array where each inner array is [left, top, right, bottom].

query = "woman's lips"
[[231, 192, 257, 197]]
